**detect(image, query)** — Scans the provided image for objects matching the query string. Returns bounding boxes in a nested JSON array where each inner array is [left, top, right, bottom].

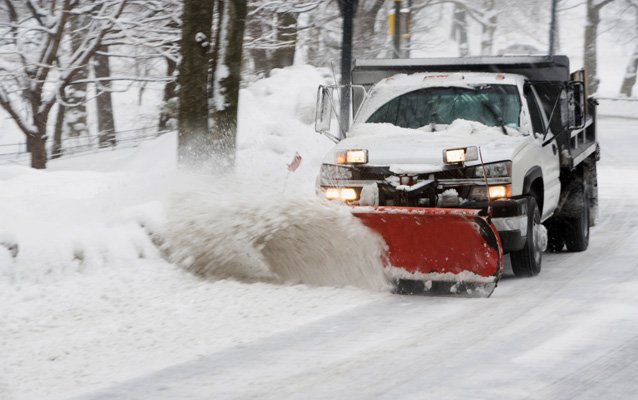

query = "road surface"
[[61, 116, 638, 400]]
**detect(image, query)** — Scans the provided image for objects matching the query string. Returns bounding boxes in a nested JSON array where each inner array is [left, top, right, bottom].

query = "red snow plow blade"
[[352, 206, 504, 296]]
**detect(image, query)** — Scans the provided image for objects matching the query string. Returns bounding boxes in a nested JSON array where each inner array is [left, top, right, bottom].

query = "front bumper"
[[491, 198, 528, 252]]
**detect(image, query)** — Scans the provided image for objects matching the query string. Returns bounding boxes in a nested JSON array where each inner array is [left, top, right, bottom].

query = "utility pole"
[[392, 0, 401, 58], [549, 0, 558, 55], [338, 0, 357, 134], [403, 0, 412, 58]]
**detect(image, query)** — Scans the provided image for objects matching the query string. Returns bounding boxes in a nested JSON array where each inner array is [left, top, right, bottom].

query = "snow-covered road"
[[3, 117, 638, 400]]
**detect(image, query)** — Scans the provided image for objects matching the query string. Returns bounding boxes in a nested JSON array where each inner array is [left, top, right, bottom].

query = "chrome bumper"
[[492, 215, 528, 234]]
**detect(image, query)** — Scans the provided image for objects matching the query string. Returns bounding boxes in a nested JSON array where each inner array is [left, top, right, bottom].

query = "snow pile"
[[0, 166, 167, 283], [158, 189, 389, 291], [236, 65, 334, 192]]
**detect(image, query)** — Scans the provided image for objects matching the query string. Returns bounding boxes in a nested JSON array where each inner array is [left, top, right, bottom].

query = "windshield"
[[366, 85, 521, 129]]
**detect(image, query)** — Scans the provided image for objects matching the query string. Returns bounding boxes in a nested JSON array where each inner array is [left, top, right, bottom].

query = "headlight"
[[324, 187, 359, 202], [336, 149, 368, 164], [320, 164, 353, 181], [443, 146, 478, 164], [472, 161, 512, 178]]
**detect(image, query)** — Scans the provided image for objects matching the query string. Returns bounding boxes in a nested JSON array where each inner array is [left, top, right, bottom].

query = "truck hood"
[[324, 120, 529, 173]]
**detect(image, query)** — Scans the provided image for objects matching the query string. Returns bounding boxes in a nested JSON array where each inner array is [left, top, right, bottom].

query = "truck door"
[[524, 86, 561, 220]]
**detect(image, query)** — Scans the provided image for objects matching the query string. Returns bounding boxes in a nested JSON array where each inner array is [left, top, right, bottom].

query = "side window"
[[524, 86, 545, 135]]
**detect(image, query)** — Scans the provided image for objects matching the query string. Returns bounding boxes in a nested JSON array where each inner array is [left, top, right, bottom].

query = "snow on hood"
[[325, 119, 528, 172]]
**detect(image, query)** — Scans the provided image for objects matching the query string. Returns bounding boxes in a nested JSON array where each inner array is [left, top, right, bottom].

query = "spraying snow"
[[158, 189, 390, 291]]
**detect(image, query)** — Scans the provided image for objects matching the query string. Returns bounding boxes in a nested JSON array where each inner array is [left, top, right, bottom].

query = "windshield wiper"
[[479, 97, 508, 135]]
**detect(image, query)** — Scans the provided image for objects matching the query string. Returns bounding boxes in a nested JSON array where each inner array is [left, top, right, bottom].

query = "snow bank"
[[0, 165, 167, 283], [237, 65, 334, 192]]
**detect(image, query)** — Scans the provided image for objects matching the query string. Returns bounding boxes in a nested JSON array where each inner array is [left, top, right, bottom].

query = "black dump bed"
[[352, 56, 570, 88]]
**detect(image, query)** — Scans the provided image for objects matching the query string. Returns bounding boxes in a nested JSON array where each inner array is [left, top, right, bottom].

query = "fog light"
[[488, 185, 511, 200], [325, 187, 340, 200], [340, 188, 358, 201]]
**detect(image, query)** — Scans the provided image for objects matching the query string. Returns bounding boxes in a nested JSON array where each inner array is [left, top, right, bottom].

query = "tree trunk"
[[52, 104, 65, 159], [620, 44, 638, 97], [178, 0, 215, 167], [480, 0, 497, 56], [65, 13, 89, 138], [306, 12, 322, 66], [209, 0, 225, 101], [159, 56, 178, 130], [620, 6, 638, 97], [211, 0, 247, 170], [30, 114, 48, 169], [271, 11, 298, 69], [29, 135, 47, 169], [584, 0, 601, 94], [353, 0, 385, 59], [51, 103, 64, 159], [95, 45, 116, 147], [451, 4, 469, 56], [246, 4, 271, 76]]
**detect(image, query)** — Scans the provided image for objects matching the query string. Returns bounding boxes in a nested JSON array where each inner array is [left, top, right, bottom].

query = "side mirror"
[[315, 85, 333, 134], [564, 81, 586, 130]]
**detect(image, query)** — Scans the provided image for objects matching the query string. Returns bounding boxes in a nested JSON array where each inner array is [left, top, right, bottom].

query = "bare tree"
[[244, 1, 320, 76], [353, 0, 386, 58], [478, 0, 498, 55], [451, 3, 469, 56], [584, 0, 617, 94], [94, 45, 116, 146], [0, 0, 127, 169], [271, 9, 299, 69], [245, 2, 272, 76]]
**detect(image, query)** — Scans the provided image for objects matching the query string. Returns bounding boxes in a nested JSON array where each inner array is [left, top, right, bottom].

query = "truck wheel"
[[511, 197, 543, 277], [585, 162, 599, 227], [564, 184, 590, 252], [545, 220, 564, 252]]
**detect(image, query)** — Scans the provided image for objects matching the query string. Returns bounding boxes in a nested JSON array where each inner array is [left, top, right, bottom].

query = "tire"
[[511, 196, 543, 277], [545, 220, 564, 252], [564, 183, 590, 252], [585, 162, 599, 227]]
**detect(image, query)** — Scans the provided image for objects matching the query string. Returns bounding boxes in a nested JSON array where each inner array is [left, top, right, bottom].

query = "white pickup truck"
[[315, 56, 599, 280]]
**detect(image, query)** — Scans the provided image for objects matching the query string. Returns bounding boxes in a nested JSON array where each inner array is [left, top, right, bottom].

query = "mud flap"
[[352, 206, 504, 297]]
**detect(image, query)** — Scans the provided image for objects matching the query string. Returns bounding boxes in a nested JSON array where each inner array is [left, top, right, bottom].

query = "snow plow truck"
[[314, 56, 599, 296]]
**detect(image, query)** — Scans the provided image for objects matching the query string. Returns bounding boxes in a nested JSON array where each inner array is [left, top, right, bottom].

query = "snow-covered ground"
[[2, 63, 638, 399]]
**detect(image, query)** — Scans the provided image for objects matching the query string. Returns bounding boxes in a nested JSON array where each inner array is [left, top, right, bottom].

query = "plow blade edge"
[[352, 207, 504, 295]]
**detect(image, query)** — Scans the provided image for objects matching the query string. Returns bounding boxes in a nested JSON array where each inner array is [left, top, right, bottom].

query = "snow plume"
[[158, 189, 390, 291]]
